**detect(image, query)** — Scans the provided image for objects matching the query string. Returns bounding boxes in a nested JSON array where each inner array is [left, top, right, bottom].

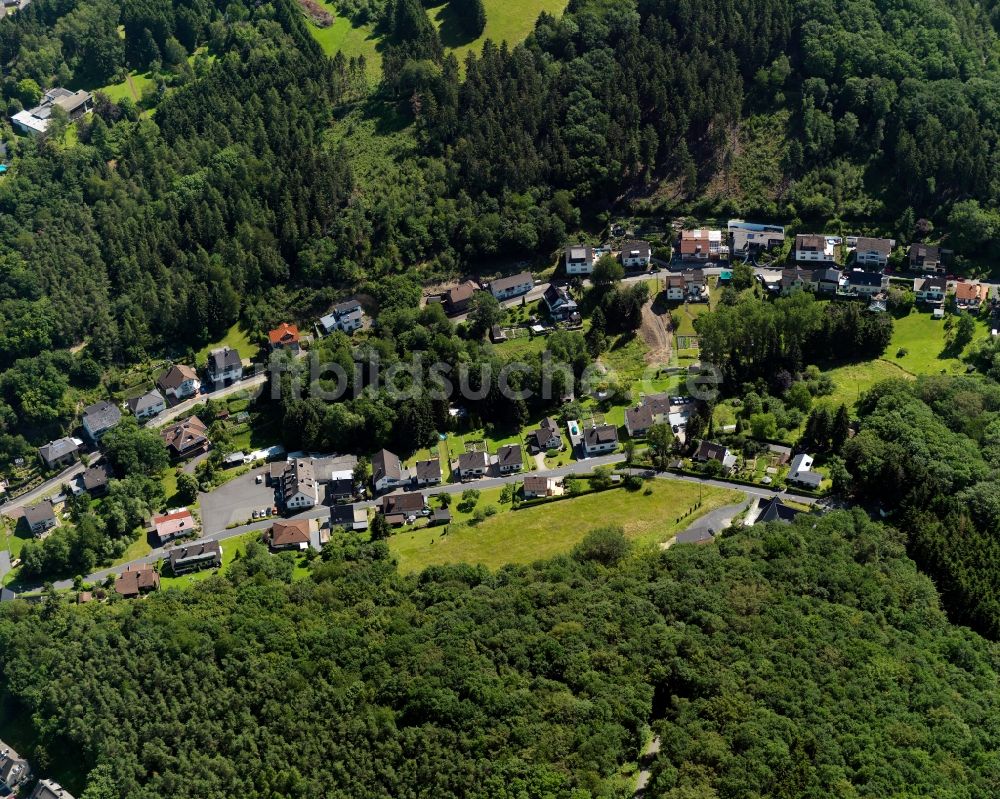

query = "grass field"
[[817, 359, 915, 415], [674, 303, 710, 337], [389, 480, 741, 573], [308, 0, 567, 77], [98, 71, 155, 103], [885, 310, 989, 376], [195, 323, 259, 364]]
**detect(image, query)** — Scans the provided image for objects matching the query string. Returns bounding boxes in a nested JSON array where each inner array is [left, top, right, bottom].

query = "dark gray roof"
[[415, 459, 441, 481], [208, 347, 241, 373], [38, 437, 79, 463], [458, 450, 490, 471], [82, 400, 121, 432], [695, 440, 729, 463], [584, 424, 618, 446], [812, 268, 841, 284], [24, 500, 55, 526], [168, 539, 221, 569], [126, 389, 164, 415], [497, 445, 523, 468], [372, 449, 402, 483], [855, 236, 893, 256], [620, 239, 651, 258], [82, 463, 112, 492], [490, 271, 533, 293], [846, 270, 883, 287], [756, 496, 803, 524]]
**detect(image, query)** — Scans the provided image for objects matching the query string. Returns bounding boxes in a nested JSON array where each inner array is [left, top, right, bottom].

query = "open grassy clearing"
[[195, 322, 259, 364], [307, 0, 567, 77], [884, 309, 989, 376], [816, 359, 915, 415], [389, 480, 742, 573]]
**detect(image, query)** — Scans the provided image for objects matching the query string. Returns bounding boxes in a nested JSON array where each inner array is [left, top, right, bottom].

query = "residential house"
[[685, 271, 707, 301], [331, 504, 368, 531], [664, 274, 686, 301], [320, 299, 365, 334], [206, 347, 243, 386], [24, 500, 56, 536], [582, 424, 619, 457], [152, 508, 197, 546], [38, 436, 81, 470], [619, 239, 652, 270], [327, 469, 355, 503], [168, 540, 222, 574], [679, 229, 726, 261], [852, 236, 894, 268], [80, 463, 112, 497], [445, 281, 480, 315], [267, 519, 312, 551], [955, 281, 989, 311], [810, 267, 841, 295], [543, 284, 579, 321], [160, 416, 210, 460], [625, 405, 654, 438], [414, 458, 442, 487], [788, 453, 823, 489], [12, 88, 93, 135], [489, 272, 534, 301], [522, 474, 561, 499], [844, 269, 888, 297], [914, 274, 947, 304], [372, 448, 405, 494], [795, 234, 836, 263], [693, 441, 737, 474], [753, 496, 803, 525], [114, 564, 159, 598], [780, 268, 810, 295], [455, 450, 490, 479], [282, 458, 319, 510], [126, 388, 166, 420], [909, 243, 944, 273], [380, 493, 426, 517], [82, 400, 122, 442], [529, 418, 564, 453], [728, 221, 785, 254], [565, 244, 595, 275], [30, 778, 77, 799], [157, 364, 201, 401], [268, 322, 300, 352], [496, 444, 524, 474], [0, 740, 31, 795]]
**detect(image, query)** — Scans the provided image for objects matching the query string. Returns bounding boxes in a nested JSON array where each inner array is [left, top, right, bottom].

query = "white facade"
[[565, 246, 594, 275]]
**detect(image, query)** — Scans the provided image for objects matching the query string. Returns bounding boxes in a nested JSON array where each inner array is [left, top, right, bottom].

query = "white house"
[[619, 240, 651, 270], [565, 245, 594, 275], [665, 275, 685, 301], [320, 299, 364, 335], [489, 272, 534, 301], [282, 458, 319, 510], [455, 450, 490, 479], [679, 229, 726, 261], [12, 88, 92, 136], [914, 275, 947, 304], [543, 284, 578, 321], [844, 270, 888, 297], [795, 234, 836, 263], [206, 347, 243, 386], [372, 448, 404, 494], [126, 388, 166, 420], [852, 237, 894, 268], [157, 364, 201, 401], [582, 424, 619, 457], [788, 453, 823, 489]]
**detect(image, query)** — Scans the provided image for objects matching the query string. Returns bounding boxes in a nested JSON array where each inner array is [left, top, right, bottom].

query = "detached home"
[[909, 243, 944, 273], [788, 453, 823, 489], [664, 274, 686, 301], [160, 416, 210, 460], [565, 245, 595, 275], [80, 463, 112, 497], [157, 364, 201, 401], [282, 458, 319, 510], [24, 500, 56, 535], [496, 444, 523, 474], [168, 540, 222, 574], [445, 281, 479, 315], [693, 441, 737, 474], [320, 300, 365, 334], [955, 281, 989, 310], [780, 268, 810, 295], [455, 450, 490, 480], [126, 389, 166, 420], [331, 503, 368, 531], [619, 240, 651, 270], [795, 234, 835, 263], [380, 493, 426, 517], [582, 424, 619, 457], [489, 272, 534, 301], [852, 237, 894, 268], [543, 284, 578, 321], [267, 519, 312, 551], [844, 269, 888, 297], [38, 436, 81, 470], [82, 400, 121, 442], [114, 563, 159, 598], [206, 347, 243, 386], [522, 475, 561, 499], [810, 268, 841, 295], [268, 322, 300, 352], [372, 449, 404, 494], [529, 418, 563, 453], [413, 458, 442, 487], [12, 88, 92, 135], [914, 275, 947, 304], [729, 221, 785, 254], [679, 229, 725, 261], [153, 508, 197, 546]]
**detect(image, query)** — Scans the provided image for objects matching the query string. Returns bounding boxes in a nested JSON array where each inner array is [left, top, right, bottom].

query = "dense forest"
[[3, 513, 1000, 798]]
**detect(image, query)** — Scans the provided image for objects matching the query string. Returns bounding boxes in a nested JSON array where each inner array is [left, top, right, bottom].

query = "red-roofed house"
[[268, 323, 300, 352], [153, 508, 198, 545]]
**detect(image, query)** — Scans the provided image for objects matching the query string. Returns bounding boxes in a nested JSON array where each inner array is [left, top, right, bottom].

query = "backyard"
[[389, 480, 742, 573]]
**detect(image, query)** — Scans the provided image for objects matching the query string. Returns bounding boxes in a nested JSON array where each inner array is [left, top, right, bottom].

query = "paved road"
[[0, 461, 86, 516], [33, 459, 821, 593], [146, 373, 268, 429], [0, 550, 11, 583]]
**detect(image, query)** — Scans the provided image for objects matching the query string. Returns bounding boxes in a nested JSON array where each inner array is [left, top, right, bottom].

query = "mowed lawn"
[[885, 310, 990, 376], [195, 322, 259, 363], [817, 359, 914, 416], [309, 4, 382, 78], [389, 480, 742, 573]]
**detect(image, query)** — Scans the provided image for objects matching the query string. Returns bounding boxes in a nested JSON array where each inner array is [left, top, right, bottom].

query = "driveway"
[[0, 461, 86, 516], [147, 372, 268, 429], [199, 466, 276, 532], [667, 498, 751, 546]]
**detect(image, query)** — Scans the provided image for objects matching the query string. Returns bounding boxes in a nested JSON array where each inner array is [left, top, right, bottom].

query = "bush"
[[572, 525, 631, 566]]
